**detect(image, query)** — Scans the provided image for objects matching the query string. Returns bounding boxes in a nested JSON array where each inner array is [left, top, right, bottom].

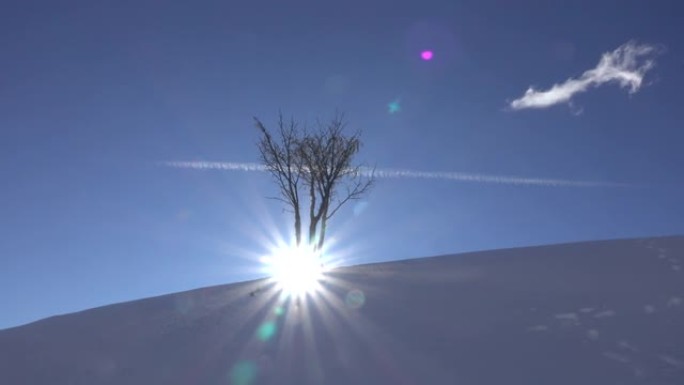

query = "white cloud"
[[159, 161, 628, 188], [510, 41, 659, 110]]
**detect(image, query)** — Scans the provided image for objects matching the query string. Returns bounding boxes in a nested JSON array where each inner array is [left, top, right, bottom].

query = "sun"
[[262, 244, 324, 298]]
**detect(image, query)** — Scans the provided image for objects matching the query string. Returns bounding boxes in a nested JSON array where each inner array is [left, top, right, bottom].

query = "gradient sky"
[[2, 0, 684, 329]]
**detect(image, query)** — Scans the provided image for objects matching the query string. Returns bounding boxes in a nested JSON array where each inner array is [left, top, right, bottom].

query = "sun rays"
[[215, 234, 406, 384], [261, 244, 325, 299], [203, 192, 413, 384]]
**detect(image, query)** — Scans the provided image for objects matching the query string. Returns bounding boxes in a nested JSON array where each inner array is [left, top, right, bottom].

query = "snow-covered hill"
[[2, 236, 684, 385]]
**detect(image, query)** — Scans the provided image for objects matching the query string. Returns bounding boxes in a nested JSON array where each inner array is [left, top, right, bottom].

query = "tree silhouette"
[[255, 112, 374, 253]]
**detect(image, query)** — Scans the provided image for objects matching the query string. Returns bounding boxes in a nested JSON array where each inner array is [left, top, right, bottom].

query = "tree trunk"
[[308, 215, 320, 250], [316, 217, 327, 253], [308, 176, 317, 249], [294, 210, 302, 246], [315, 201, 329, 253]]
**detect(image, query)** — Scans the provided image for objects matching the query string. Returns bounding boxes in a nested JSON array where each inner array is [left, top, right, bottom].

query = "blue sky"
[[1, 0, 684, 329]]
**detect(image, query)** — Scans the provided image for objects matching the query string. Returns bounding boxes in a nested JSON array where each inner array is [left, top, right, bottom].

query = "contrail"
[[162, 161, 269, 172], [159, 161, 629, 187]]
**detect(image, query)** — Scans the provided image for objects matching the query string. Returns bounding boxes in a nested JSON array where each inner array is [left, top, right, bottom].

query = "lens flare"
[[345, 289, 366, 309], [421, 50, 434, 60], [229, 361, 257, 385], [262, 244, 323, 298], [388, 100, 401, 114], [256, 321, 277, 341]]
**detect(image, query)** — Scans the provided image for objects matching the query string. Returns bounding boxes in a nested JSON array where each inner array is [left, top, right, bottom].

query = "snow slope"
[[2, 236, 684, 385]]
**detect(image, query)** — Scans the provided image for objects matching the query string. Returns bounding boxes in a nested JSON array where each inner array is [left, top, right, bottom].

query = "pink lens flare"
[[420, 50, 434, 60]]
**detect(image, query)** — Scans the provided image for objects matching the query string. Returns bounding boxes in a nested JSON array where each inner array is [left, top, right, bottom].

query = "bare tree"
[[298, 113, 373, 251], [254, 114, 305, 246], [255, 112, 374, 253]]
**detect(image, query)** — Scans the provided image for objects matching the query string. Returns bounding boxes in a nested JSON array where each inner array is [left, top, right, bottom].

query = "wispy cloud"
[[509, 41, 659, 110], [160, 161, 628, 188]]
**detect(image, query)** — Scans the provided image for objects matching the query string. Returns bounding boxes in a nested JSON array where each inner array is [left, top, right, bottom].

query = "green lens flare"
[[230, 361, 257, 385], [256, 321, 277, 341]]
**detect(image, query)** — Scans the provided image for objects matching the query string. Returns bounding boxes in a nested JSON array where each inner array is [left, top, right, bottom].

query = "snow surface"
[[2, 236, 684, 385]]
